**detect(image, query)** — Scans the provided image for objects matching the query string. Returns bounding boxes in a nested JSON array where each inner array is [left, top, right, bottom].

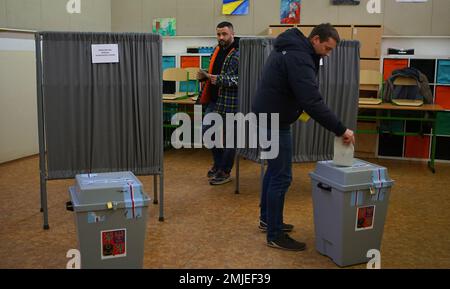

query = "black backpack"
[[383, 67, 433, 104]]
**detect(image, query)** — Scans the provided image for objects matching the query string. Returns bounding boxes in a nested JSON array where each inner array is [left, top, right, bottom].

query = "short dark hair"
[[217, 21, 234, 30], [308, 23, 340, 44]]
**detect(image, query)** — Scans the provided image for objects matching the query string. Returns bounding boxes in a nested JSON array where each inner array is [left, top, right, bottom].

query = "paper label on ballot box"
[[355, 205, 376, 231], [101, 229, 127, 259]]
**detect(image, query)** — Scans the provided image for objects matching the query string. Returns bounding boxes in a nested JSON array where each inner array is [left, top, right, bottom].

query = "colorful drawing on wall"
[[222, 0, 249, 15], [280, 0, 301, 24], [152, 18, 176, 36]]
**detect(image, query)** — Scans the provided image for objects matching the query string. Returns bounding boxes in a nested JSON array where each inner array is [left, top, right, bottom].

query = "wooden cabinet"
[[361, 59, 380, 71], [301, 25, 353, 40], [336, 26, 353, 40], [267, 25, 296, 37], [355, 121, 378, 158], [352, 26, 383, 59], [297, 25, 314, 37], [353, 25, 383, 93], [269, 24, 353, 40]]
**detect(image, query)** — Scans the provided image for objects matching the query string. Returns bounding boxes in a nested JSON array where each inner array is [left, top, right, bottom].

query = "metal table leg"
[[153, 175, 158, 204], [235, 155, 240, 194], [428, 114, 437, 174]]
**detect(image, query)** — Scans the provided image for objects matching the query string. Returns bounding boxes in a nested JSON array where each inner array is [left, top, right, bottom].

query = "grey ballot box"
[[67, 171, 150, 269], [309, 159, 394, 267]]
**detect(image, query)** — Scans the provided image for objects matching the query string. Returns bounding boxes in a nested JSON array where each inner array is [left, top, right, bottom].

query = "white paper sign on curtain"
[[91, 44, 119, 64]]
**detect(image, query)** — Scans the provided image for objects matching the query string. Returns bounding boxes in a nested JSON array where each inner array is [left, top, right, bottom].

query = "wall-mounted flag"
[[222, 0, 249, 15]]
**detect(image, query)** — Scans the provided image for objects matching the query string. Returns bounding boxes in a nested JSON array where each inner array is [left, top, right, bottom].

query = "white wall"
[[111, 0, 450, 36], [0, 0, 111, 32], [0, 32, 38, 163], [1, 1, 450, 163], [163, 37, 217, 54], [0, 0, 111, 164], [382, 37, 450, 57]]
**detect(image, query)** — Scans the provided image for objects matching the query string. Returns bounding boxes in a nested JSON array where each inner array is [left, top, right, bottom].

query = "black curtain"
[[237, 38, 360, 163], [237, 38, 275, 162], [41, 32, 162, 179], [292, 40, 360, 162]]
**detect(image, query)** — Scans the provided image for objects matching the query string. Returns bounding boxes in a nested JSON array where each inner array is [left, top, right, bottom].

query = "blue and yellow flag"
[[222, 0, 249, 15]]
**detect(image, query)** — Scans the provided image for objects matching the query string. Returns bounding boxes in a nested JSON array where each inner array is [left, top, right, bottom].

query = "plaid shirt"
[[213, 49, 239, 115]]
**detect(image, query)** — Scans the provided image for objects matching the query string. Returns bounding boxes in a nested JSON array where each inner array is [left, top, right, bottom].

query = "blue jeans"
[[203, 102, 236, 174], [260, 127, 293, 241]]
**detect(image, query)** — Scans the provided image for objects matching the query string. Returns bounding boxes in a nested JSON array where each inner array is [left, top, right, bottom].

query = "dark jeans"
[[260, 127, 293, 241], [203, 102, 236, 174]]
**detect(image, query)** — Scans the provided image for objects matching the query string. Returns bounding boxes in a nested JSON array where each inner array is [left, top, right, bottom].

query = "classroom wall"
[[0, 0, 111, 32], [110, 0, 279, 35], [1, 1, 449, 37], [1, 0, 450, 164], [110, 0, 450, 36], [0, 33, 38, 163], [382, 37, 450, 57], [0, 0, 112, 164]]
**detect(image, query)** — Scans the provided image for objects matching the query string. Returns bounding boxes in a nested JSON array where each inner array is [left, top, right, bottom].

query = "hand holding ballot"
[[342, 129, 355, 145], [333, 133, 355, 167]]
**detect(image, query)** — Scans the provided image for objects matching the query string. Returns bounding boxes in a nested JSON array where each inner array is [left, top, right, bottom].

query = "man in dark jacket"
[[253, 23, 355, 251]]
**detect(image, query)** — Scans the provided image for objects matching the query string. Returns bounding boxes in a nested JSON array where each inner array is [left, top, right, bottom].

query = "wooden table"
[[162, 97, 199, 149], [163, 98, 197, 105], [359, 103, 444, 112], [357, 103, 445, 173]]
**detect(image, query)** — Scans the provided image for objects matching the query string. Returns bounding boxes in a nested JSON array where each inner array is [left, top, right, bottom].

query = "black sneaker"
[[259, 220, 294, 232], [267, 234, 306, 251], [209, 171, 231, 185], [207, 167, 218, 179]]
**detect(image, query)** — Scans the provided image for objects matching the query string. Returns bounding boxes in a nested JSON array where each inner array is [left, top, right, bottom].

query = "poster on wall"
[[222, 0, 249, 15], [280, 0, 301, 24], [152, 18, 177, 37]]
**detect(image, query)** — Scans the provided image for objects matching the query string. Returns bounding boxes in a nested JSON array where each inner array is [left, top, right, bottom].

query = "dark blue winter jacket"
[[252, 28, 347, 136]]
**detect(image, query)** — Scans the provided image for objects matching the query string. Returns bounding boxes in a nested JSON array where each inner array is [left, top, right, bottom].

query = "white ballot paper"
[[333, 137, 354, 167]]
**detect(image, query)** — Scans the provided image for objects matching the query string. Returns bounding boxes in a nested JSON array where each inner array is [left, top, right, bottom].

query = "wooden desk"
[[163, 98, 197, 105], [359, 103, 444, 112], [162, 97, 198, 149], [358, 103, 445, 173]]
